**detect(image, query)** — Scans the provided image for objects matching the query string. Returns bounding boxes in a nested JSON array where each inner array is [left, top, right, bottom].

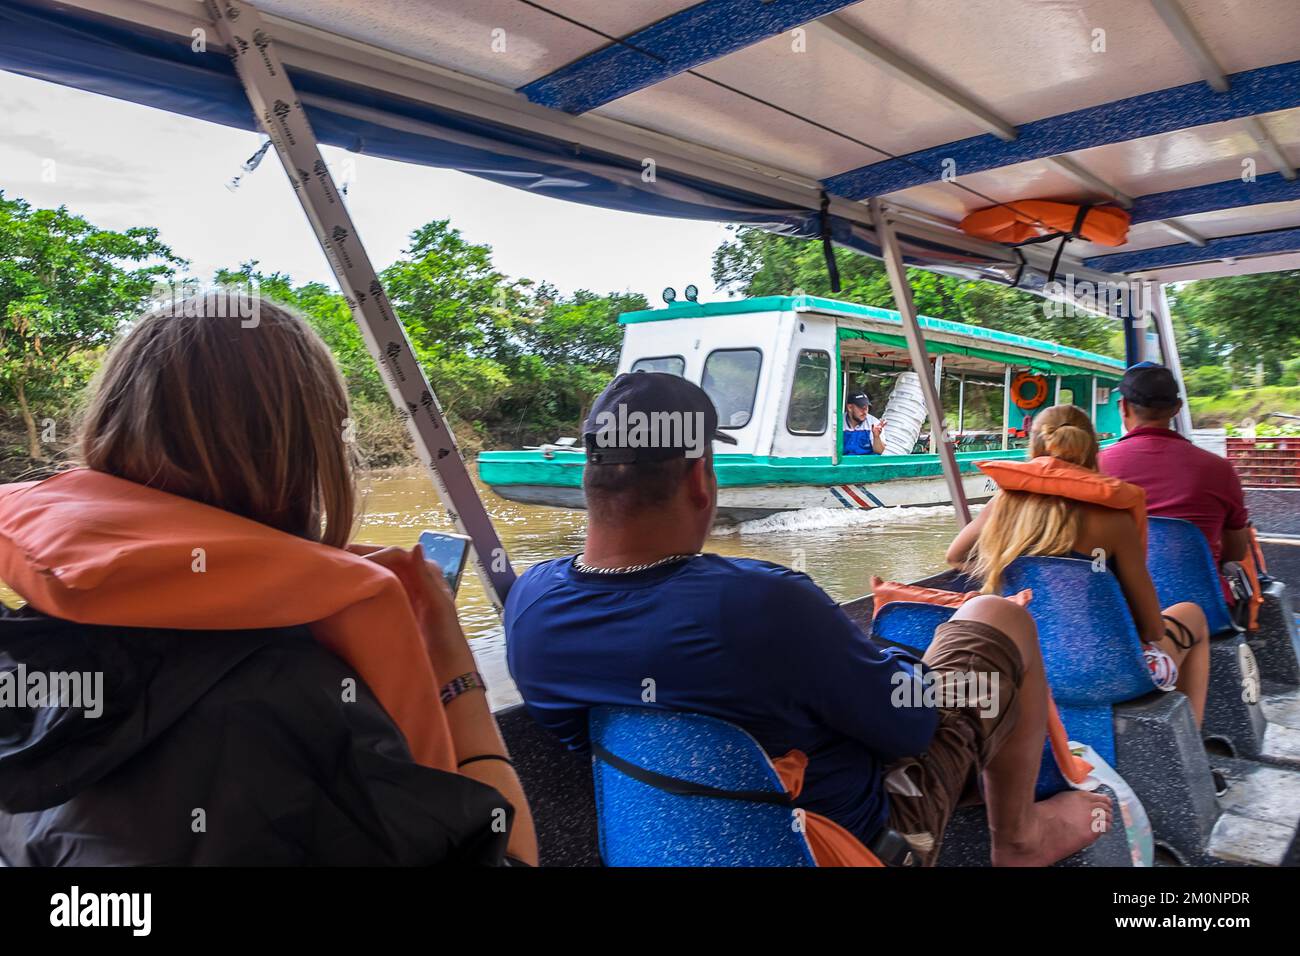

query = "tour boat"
[[477, 294, 1127, 521]]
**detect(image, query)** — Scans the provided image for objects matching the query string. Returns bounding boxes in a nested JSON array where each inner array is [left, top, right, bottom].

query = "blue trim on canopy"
[[517, 0, 858, 115], [823, 59, 1300, 200], [1129, 172, 1300, 224], [1085, 226, 1300, 272]]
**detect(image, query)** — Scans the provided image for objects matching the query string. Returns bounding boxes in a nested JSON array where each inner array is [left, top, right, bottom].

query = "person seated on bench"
[[844, 390, 887, 455], [1099, 362, 1250, 571], [506, 371, 1110, 867], [0, 295, 535, 866], [946, 404, 1211, 725]]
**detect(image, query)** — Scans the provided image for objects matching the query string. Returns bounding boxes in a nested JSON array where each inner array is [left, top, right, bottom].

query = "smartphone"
[[419, 531, 471, 596]]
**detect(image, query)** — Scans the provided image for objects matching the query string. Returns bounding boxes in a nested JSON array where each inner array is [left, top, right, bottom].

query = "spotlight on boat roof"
[[662, 287, 677, 305], [684, 284, 699, 302]]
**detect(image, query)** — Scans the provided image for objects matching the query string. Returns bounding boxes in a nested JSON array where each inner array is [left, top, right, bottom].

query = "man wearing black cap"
[[504, 371, 1109, 866], [1100, 362, 1249, 567], [844, 390, 887, 454]]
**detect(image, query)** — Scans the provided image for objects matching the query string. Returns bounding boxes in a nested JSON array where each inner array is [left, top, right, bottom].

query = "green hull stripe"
[[481, 448, 1014, 489], [478, 442, 1119, 490]]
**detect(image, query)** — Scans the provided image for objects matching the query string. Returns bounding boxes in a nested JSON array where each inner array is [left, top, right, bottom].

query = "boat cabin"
[[479, 295, 1127, 520], [618, 293, 1125, 458]]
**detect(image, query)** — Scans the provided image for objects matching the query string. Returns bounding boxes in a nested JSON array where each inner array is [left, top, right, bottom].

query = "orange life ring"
[[1011, 372, 1049, 410]]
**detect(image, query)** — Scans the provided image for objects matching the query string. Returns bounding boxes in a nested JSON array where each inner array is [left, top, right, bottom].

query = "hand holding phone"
[[419, 531, 471, 596]]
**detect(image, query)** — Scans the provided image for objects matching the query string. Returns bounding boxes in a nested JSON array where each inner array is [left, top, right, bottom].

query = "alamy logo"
[[0, 666, 103, 718], [590, 405, 707, 458], [890, 669, 1001, 719], [50, 886, 151, 936]]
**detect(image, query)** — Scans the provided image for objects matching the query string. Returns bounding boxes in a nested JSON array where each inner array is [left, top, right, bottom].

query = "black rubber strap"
[[458, 753, 514, 769], [591, 741, 793, 806], [1161, 614, 1200, 651], [820, 191, 842, 294], [1009, 248, 1027, 289]]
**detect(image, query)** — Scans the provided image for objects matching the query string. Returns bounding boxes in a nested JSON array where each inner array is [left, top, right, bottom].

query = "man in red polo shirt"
[[1099, 362, 1249, 567]]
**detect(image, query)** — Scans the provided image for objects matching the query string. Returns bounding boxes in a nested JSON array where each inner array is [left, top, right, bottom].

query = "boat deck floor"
[[1206, 681, 1300, 866]]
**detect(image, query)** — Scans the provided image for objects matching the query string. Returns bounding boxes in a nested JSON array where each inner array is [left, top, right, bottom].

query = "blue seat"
[[588, 706, 816, 867], [872, 601, 956, 654], [872, 599, 1070, 799], [999, 557, 1155, 767], [1146, 517, 1265, 755], [1146, 517, 1236, 635]]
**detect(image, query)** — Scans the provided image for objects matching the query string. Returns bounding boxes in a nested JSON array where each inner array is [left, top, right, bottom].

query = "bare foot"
[[990, 790, 1113, 866]]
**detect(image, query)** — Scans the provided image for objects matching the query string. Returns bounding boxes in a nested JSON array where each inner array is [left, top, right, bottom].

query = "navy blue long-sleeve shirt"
[[504, 554, 938, 844]]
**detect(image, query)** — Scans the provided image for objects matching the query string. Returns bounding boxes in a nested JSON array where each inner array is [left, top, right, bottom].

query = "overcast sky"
[[0, 68, 731, 302]]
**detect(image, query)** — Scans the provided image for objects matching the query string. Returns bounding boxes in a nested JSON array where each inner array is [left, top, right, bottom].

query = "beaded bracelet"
[[440, 670, 486, 706]]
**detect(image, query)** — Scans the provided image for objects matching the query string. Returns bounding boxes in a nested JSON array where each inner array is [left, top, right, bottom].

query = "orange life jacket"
[[1240, 526, 1267, 631], [770, 750, 884, 867], [978, 456, 1148, 551], [0, 469, 457, 772], [959, 201, 1130, 247]]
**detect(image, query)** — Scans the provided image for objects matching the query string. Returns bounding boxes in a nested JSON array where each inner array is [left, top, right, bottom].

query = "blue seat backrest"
[[872, 601, 956, 654], [588, 706, 816, 867], [872, 598, 1070, 798], [1146, 516, 1235, 635], [1001, 556, 1153, 708]]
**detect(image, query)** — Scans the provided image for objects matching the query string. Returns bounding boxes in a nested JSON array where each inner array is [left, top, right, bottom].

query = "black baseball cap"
[[1119, 361, 1181, 408], [583, 371, 738, 465], [846, 391, 871, 408]]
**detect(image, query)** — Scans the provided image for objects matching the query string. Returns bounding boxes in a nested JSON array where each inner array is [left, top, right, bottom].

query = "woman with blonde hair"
[[947, 404, 1211, 724], [0, 292, 535, 865]]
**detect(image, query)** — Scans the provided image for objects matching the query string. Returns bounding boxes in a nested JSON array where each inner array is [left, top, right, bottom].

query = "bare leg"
[[953, 596, 1113, 866], [1157, 602, 1210, 727]]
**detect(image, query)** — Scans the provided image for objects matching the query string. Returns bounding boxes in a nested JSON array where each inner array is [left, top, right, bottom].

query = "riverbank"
[[0, 402, 483, 484], [1190, 385, 1300, 427]]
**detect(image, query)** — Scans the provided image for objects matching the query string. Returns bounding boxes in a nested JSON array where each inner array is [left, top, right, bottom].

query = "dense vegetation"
[[2, 194, 1297, 479]]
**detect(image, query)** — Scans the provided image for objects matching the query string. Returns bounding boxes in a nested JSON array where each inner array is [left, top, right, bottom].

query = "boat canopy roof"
[[3, 0, 1298, 301], [622, 294, 1127, 378]]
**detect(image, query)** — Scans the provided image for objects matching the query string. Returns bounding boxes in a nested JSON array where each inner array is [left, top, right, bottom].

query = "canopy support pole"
[[931, 355, 944, 452], [1054, 374, 1062, 405], [1152, 282, 1195, 436], [1123, 285, 1148, 366], [1090, 374, 1098, 427], [207, 0, 515, 610], [1002, 365, 1012, 450], [957, 375, 966, 437], [870, 200, 970, 526]]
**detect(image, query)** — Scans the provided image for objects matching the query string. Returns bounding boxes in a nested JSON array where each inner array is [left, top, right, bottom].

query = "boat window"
[[786, 349, 831, 435], [630, 355, 685, 376], [701, 348, 762, 429], [1059, 388, 1075, 406]]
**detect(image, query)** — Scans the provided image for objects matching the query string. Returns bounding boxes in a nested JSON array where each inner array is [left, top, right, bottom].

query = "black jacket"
[[0, 608, 512, 865]]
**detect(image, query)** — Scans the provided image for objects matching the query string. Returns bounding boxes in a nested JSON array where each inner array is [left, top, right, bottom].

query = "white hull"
[[490, 472, 997, 523]]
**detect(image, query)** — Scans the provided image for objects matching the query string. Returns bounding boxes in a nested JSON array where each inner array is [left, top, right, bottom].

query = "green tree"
[[212, 223, 647, 453], [1184, 365, 1235, 398], [0, 193, 184, 459], [1168, 272, 1300, 383]]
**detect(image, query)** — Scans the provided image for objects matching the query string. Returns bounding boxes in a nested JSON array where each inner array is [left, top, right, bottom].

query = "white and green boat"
[[477, 295, 1126, 522]]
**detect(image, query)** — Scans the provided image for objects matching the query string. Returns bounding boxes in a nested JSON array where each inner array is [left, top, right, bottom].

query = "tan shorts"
[[883, 618, 1025, 866]]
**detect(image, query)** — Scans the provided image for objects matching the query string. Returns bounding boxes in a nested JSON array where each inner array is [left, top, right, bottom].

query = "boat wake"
[[719, 504, 979, 536]]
